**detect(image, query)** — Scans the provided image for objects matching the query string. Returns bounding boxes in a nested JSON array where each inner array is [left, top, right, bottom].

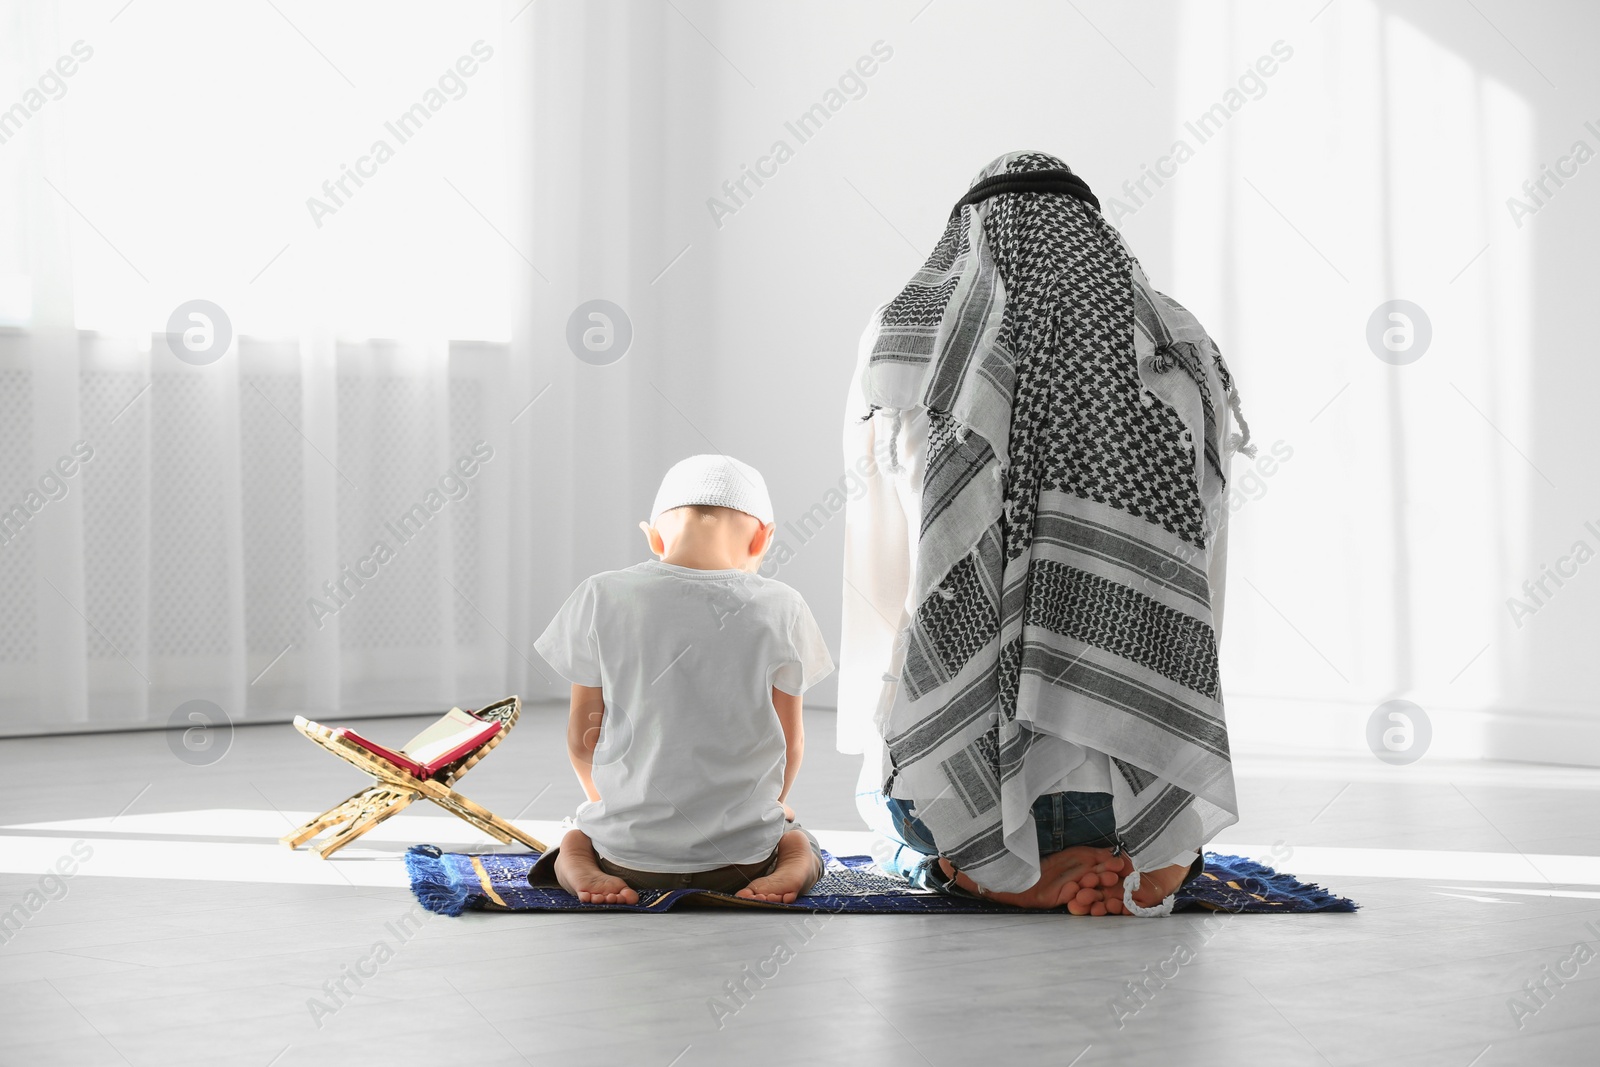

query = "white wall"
[[518, 0, 1600, 766]]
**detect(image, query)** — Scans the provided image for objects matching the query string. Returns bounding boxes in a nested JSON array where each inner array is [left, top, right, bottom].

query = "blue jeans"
[[866, 788, 1119, 891]]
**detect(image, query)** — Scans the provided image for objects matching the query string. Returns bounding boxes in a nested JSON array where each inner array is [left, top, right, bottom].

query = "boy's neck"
[[657, 549, 750, 573], [656, 530, 752, 573]]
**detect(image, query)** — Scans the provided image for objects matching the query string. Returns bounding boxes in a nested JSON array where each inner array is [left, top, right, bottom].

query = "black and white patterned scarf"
[[861, 151, 1252, 891]]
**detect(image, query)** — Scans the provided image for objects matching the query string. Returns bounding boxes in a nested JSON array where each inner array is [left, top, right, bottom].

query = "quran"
[[334, 707, 501, 779]]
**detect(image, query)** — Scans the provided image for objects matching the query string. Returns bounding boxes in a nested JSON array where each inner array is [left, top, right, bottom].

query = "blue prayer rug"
[[404, 845, 1358, 917]]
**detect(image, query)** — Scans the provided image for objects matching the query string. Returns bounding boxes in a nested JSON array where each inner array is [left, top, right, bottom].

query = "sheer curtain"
[[0, 0, 751, 737], [0, 2, 530, 734], [0, 0, 772, 738]]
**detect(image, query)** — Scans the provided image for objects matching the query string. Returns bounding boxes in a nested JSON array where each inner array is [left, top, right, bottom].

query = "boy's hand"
[[566, 684, 606, 803], [772, 687, 804, 825]]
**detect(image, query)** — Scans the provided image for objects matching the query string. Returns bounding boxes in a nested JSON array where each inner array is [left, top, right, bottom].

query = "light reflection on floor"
[[5, 809, 1598, 898]]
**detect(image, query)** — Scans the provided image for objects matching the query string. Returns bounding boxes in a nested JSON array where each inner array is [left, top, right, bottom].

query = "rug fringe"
[[405, 844, 474, 917], [1203, 852, 1360, 912]]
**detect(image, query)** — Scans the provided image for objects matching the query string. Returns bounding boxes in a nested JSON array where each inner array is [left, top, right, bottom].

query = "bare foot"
[[552, 829, 639, 905], [938, 846, 1128, 911], [736, 830, 821, 904]]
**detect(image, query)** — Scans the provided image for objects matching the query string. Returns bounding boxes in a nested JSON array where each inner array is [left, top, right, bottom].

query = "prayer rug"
[[404, 845, 1358, 917]]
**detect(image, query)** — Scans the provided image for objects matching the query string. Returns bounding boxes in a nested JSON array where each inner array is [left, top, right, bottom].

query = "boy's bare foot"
[[552, 829, 639, 905], [938, 846, 1128, 911], [736, 830, 822, 904]]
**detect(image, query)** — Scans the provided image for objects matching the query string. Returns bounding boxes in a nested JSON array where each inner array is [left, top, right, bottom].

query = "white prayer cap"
[[650, 454, 773, 526]]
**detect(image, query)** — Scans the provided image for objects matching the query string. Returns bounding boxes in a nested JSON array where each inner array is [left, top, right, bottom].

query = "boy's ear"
[[638, 520, 665, 557], [750, 521, 776, 558]]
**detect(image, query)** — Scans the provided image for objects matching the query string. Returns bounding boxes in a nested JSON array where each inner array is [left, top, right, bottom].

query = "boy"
[[529, 454, 834, 904]]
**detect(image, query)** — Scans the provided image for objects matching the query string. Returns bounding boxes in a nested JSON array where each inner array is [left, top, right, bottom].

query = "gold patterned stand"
[[281, 695, 547, 859]]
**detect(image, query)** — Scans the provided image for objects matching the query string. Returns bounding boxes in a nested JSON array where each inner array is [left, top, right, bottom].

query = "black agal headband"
[[949, 168, 1100, 219]]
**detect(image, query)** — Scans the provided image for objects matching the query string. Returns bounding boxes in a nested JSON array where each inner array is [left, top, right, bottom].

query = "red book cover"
[[335, 708, 501, 779]]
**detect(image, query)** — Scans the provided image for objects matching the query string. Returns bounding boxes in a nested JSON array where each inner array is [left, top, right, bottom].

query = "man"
[[838, 151, 1252, 916]]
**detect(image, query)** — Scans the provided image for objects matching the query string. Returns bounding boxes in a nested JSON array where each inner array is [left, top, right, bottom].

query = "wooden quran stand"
[[281, 695, 547, 859]]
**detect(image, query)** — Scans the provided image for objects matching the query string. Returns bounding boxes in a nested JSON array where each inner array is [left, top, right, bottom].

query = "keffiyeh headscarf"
[[862, 151, 1251, 891]]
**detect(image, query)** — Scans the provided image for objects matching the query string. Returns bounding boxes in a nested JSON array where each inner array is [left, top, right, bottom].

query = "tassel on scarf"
[[1227, 389, 1256, 459], [1121, 867, 1177, 917]]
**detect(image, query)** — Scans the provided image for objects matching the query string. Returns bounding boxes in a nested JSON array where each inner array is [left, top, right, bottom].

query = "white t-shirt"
[[534, 560, 835, 872]]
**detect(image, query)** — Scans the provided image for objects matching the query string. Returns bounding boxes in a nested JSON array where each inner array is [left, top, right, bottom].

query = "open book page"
[[400, 707, 500, 767]]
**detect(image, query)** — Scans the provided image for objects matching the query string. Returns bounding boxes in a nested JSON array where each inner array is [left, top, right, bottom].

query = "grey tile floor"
[[2, 706, 1598, 1066]]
